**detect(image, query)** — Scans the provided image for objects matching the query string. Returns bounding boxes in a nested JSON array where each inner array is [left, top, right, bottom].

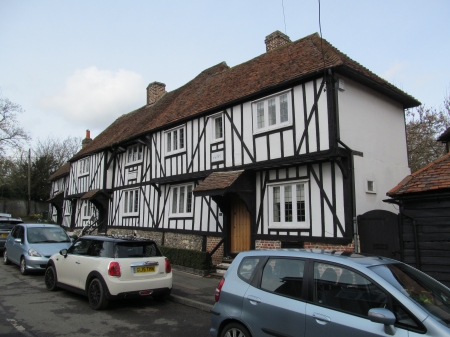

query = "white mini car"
[[45, 235, 172, 310]]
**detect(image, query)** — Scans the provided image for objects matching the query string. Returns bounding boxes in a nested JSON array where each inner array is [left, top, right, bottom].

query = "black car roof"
[[79, 234, 156, 244]]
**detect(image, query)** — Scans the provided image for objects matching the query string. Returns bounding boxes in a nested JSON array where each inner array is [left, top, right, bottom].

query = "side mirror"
[[60, 249, 68, 257], [368, 308, 396, 336], [14, 238, 22, 244]]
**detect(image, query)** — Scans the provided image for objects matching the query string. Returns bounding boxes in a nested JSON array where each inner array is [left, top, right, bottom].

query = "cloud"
[[380, 61, 409, 83], [40, 67, 145, 128]]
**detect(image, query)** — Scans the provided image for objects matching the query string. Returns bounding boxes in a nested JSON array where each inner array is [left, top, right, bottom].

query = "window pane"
[[138, 145, 143, 160], [284, 185, 292, 222], [173, 130, 178, 150], [167, 133, 171, 152], [273, 186, 280, 222], [280, 94, 288, 123], [133, 146, 138, 161], [179, 186, 185, 213], [134, 190, 139, 212], [186, 185, 193, 212], [215, 117, 223, 139], [172, 187, 178, 213], [129, 191, 133, 212], [257, 102, 265, 129], [268, 98, 276, 126], [124, 191, 128, 213], [179, 128, 184, 149], [314, 262, 388, 316], [261, 258, 304, 299], [297, 184, 305, 222]]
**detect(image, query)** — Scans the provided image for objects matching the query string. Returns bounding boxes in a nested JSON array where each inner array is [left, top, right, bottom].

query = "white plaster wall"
[[337, 76, 410, 215]]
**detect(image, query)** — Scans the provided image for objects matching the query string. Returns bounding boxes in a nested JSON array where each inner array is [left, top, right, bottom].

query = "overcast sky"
[[1, 0, 449, 151]]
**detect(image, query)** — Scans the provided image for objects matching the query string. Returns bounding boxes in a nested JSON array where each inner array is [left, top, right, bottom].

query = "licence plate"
[[1, 233, 7, 238], [134, 266, 155, 273]]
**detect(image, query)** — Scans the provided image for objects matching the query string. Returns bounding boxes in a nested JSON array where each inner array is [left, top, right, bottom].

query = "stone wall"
[[206, 236, 224, 265], [0, 198, 48, 218]]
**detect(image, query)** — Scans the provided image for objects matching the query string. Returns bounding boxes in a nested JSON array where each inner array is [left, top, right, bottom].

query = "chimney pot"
[[265, 30, 291, 52], [147, 82, 166, 105], [82, 129, 92, 149]]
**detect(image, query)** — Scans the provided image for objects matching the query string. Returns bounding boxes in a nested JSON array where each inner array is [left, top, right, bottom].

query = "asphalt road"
[[0, 260, 211, 337]]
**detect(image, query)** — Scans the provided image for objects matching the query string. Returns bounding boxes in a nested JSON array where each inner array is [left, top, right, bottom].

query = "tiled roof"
[[387, 152, 450, 196], [48, 162, 70, 181], [46, 191, 64, 202], [81, 189, 101, 200], [193, 170, 245, 193], [72, 33, 420, 160]]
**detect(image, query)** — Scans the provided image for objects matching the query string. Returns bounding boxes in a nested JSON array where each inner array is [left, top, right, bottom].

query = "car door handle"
[[75, 262, 80, 265], [313, 313, 330, 325], [246, 295, 261, 305]]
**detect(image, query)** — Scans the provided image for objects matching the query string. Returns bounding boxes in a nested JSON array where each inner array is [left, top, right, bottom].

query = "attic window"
[[252, 91, 292, 134], [127, 144, 143, 164], [165, 125, 186, 156], [366, 180, 376, 194]]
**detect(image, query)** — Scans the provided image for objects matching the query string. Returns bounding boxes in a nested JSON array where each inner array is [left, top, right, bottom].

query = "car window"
[[70, 239, 92, 255], [238, 257, 261, 282], [114, 242, 161, 258], [85, 240, 108, 257], [10, 226, 19, 238], [313, 262, 388, 317], [260, 258, 305, 299], [27, 227, 70, 243], [16, 226, 24, 241]]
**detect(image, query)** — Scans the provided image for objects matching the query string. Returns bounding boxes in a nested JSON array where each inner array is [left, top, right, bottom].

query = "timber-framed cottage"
[[49, 31, 420, 264]]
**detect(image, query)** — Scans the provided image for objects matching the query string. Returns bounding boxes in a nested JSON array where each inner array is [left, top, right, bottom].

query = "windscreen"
[[371, 263, 450, 328], [27, 227, 71, 243], [114, 242, 162, 258]]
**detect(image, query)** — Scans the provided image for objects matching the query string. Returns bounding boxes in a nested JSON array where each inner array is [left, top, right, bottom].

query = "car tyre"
[[220, 322, 251, 337], [20, 257, 28, 275], [88, 278, 109, 310], [3, 249, 10, 265], [45, 266, 58, 291]]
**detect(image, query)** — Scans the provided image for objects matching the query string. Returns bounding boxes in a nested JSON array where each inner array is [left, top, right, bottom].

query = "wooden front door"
[[230, 197, 251, 253]]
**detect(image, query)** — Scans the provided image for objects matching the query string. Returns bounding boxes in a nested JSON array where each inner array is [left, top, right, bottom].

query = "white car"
[[44, 235, 172, 310]]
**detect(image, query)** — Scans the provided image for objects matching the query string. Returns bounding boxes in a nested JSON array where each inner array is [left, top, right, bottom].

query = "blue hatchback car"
[[211, 250, 450, 337], [3, 223, 72, 275]]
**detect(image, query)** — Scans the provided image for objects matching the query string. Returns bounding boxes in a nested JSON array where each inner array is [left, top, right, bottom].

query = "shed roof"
[[72, 32, 420, 160], [387, 152, 450, 197]]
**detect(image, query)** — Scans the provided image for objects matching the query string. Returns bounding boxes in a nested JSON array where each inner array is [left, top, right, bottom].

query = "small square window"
[[366, 180, 376, 194]]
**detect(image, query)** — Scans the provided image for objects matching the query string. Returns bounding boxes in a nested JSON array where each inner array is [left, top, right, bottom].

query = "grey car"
[[3, 223, 72, 275], [210, 250, 450, 337], [0, 213, 23, 249]]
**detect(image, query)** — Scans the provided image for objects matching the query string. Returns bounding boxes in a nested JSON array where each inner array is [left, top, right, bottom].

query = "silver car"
[[210, 250, 450, 337], [3, 223, 72, 274]]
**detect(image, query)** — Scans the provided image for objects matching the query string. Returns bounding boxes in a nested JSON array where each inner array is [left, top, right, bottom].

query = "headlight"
[[28, 248, 42, 257]]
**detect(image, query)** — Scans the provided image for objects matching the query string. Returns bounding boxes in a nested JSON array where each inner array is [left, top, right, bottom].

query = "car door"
[[55, 239, 92, 288], [241, 257, 307, 337], [8, 225, 24, 264], [304, 261, 408, 337]]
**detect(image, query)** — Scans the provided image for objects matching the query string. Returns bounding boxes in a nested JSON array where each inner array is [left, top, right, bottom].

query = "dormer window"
[[127, 144, 143, 164], [165, 125, 185, 156], [253, 91, 292, 134]]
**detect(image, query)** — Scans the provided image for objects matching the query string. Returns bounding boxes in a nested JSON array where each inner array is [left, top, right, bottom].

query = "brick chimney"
[[147, 82, 166, 105], [265, 30, 291, 52], [82, 129, 92, 148]]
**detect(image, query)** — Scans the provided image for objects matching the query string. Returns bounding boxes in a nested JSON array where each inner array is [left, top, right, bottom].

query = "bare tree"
[[34, 136, 82, 168], [406, 93, 450, 173], [0, 93, 30, 155]]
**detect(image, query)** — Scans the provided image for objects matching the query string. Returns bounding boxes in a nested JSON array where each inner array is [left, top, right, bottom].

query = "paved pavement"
[[170, 269, 222, 312]]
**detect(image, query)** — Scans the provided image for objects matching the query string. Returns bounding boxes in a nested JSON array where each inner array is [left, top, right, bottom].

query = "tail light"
[[165, 258, 172, 273], [215, 277, 225, 302], [108, 261, 121, 277]]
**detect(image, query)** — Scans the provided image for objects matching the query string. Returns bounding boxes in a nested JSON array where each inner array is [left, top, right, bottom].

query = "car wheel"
[[220, 322, 251, 337], [3, 249, 10, 265], [20, 257, 28, 275], [88, 278, 109, 310], [45, 266, 58, 291]]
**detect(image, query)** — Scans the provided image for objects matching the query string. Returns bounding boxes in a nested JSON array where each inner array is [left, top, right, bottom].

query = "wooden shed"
[[385, 150, 450, 287]]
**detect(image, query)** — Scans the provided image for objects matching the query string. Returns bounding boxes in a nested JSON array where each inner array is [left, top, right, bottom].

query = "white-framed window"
[[64, 201, 72, 215], [126, 144, 143, 164], [82, 201, 93, 218], [170, 184, 193, 216], [79, 158, 90, 176], [123, 189, 139, 215], [268, 181, 309, 228], [252, 91, 292, 133], [53, 179, 61, 192], [165, 125, 186, 156], [211, 114, 224, 142]]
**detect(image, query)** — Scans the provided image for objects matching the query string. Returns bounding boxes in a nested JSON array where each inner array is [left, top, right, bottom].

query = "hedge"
[[159, 246, 212, 271]]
